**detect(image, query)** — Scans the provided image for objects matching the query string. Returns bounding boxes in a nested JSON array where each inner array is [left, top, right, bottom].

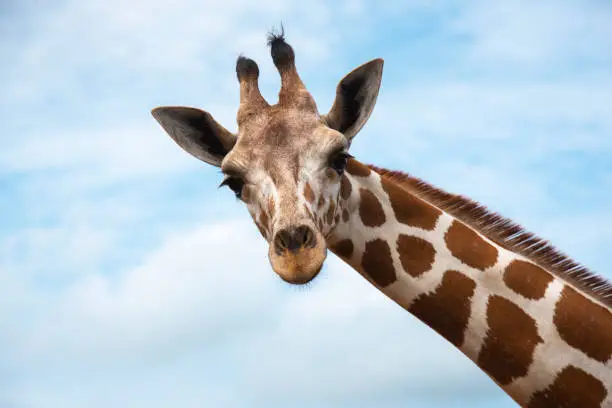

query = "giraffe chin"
[[269, 245, 327, 285]]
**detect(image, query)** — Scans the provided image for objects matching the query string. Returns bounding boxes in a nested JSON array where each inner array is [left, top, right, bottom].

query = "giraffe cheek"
[[250, 205, 272, 241]]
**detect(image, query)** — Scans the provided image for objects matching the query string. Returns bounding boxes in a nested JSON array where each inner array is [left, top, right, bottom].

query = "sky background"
[[1, 1, 611, 407]]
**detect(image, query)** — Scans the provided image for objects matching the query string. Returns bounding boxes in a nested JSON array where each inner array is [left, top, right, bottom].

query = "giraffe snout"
[[269, 223, 326, 285]]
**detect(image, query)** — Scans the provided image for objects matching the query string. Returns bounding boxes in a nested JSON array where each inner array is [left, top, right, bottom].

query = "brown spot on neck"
[[396, 235, 436, 278], [358, 188, 386, 227], [504, 260, 554, 300], [528, 365, 607, 408], [445, 221, 498, 270], [367, 164, 612, 310], [478, 295, 543, 385], [409, 270, 476, 347], [379, 176, 441, 231], [554, 286, 612, 363], [361, 239, 396, 287]]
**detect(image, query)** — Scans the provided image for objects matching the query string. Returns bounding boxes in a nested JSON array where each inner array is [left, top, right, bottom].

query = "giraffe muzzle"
[[269, 224, 327, 285]]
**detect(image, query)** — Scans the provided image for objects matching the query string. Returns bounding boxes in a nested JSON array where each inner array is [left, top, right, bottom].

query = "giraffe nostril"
[[275, 232, 289, 253], [298, 225, 316, 248], [274, 225, 317, 254]]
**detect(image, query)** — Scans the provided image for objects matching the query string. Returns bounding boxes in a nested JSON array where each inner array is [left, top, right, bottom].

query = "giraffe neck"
[[327, 159, 612, 407]]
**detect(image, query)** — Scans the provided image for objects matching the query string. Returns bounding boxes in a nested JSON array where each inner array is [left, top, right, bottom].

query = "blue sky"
[[1, 1, 611, 407]]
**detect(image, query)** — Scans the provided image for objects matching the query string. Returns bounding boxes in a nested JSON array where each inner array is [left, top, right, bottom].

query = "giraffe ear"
[[152, 106, 237, 167], [323, 58, 384, 142]]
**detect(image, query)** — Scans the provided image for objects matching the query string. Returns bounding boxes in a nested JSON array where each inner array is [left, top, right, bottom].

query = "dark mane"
[[368, 165, 612, 309]]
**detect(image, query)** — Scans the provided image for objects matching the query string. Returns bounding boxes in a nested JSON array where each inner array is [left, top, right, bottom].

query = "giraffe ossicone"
[[152, 31, 612, 407]]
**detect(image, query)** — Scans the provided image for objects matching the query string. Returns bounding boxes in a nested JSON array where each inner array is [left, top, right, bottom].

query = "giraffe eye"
[[329, 151, 352, 175], [219, 177, 245, 199]]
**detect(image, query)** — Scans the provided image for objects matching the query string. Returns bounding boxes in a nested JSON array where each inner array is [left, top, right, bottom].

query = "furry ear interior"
[[152, 106, 236, 167], [323, 59, 384, 141]]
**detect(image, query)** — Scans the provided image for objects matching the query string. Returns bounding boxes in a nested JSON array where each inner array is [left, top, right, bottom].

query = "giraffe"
[[151, 32, 612, 407]]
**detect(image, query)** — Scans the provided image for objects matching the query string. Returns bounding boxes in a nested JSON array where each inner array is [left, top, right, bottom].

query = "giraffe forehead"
[[229, 111, 345, 175], [237, 108, 323, 148]]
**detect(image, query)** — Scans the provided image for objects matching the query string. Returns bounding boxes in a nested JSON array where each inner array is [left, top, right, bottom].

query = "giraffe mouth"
[[278, 261, 324, 285]]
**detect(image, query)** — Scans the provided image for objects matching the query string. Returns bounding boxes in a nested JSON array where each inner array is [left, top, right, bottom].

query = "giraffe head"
[[152, 33, 383, 284]]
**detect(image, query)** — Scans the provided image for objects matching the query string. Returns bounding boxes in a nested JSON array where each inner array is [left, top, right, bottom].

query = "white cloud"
[[1, 225, 114, 277], [17, 221, 271, 358]]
